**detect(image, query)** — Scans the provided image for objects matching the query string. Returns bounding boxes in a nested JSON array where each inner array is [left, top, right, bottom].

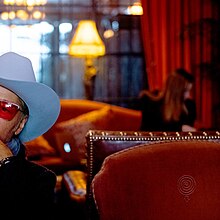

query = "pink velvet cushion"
[[92, 141, 220, 220], [55, 106, 113, 152], [25, 135, 57, 159]]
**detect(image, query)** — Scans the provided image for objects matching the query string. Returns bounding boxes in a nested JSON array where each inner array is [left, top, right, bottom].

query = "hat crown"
[[0, 52, 36, 82], [0, 52, 60, 142]]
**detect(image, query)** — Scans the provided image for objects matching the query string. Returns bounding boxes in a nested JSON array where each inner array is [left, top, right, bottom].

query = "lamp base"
[[83, 57, 97, 100]]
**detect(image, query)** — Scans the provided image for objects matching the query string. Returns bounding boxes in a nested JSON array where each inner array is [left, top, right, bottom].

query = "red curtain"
[[140, 0, 219, 129]]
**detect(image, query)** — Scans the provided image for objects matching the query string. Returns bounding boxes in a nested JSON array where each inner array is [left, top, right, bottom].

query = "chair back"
[[92, 140, 220, 220], [86, 130, 220, 219]]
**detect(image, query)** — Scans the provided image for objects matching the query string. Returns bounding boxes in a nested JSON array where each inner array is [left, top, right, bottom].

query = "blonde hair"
[[162, 71, 191, 122]]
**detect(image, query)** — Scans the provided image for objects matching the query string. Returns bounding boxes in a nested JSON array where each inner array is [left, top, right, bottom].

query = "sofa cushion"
[[107, 105, 141, 131], [25, 135, 57, 160], [55, 106, 113, 153]]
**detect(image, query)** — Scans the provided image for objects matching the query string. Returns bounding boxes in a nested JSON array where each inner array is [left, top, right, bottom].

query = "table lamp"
[[69, 20, 105, 99]]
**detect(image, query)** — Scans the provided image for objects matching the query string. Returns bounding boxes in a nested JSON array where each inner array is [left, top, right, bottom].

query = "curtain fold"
[[140, 0, 219, 129]]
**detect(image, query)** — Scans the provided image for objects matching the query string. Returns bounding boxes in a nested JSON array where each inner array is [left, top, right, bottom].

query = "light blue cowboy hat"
[[0, 52, 60, 142]]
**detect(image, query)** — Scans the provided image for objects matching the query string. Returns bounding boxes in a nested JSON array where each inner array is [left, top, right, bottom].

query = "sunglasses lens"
[[0, 101, 19, 121]]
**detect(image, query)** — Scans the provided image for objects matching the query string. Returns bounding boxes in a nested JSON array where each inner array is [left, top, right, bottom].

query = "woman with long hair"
[[139, 68, 196, 132]]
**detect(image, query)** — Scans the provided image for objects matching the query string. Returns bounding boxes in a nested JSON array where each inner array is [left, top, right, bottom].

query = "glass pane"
[[0, 0, 146, 108]]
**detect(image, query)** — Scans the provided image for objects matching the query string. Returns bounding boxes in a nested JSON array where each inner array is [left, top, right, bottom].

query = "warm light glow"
[[8, 11, 16, 19], [32, 10, 45, 19], [68, 20, 105, 57], [3, 0, 15, 4], [3, 0, 47, 6], [1, 12, 9, 20], [127, 2, 143, 15], [16, 10, 29, 20], [0, 11, 17, 20], [2, 0, 47, 20], [103, 29, 114, 39], [15, 0, 24, 6]]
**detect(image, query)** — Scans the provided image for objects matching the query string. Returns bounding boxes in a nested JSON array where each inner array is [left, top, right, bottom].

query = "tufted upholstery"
[[92, 140, 220, 220], [86, 130, 220, 220]]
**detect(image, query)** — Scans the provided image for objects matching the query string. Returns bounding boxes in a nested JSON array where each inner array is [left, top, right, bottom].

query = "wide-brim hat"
[[0, 52, 60, 143]]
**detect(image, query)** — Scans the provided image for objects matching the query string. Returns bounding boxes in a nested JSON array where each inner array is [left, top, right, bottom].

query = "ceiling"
[[0, 0, 138, 25]]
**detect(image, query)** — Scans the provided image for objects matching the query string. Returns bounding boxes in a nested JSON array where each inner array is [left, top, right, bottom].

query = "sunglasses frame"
[[0, 99, 23, 121]]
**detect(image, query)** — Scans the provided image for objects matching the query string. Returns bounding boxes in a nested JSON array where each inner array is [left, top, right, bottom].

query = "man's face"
[[0, 86, 27, 143]]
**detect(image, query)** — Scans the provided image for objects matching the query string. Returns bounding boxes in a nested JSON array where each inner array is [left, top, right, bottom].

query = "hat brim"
[[0, 78, 60, 143]]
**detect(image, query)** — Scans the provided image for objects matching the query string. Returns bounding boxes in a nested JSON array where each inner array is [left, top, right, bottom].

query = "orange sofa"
[[25, 99, 142, 175]]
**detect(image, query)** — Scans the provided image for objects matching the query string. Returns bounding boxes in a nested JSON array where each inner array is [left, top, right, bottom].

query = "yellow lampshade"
[[69, 20, 105, 57]]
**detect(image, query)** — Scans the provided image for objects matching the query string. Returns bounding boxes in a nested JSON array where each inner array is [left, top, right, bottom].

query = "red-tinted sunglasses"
[[0, 99, 23, 121]]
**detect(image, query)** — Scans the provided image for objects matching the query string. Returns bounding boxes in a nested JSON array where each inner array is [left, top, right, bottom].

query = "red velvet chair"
[[85, 130, 220, 220], [92, 140, 220, 220]]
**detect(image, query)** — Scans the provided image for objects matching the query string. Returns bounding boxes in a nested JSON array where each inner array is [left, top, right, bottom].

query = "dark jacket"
[[0, 143, 57, 218], [140, 94, 196, 131]]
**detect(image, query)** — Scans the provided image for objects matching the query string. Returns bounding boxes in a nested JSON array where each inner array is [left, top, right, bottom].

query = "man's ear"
[[14, 116, 28, 136]]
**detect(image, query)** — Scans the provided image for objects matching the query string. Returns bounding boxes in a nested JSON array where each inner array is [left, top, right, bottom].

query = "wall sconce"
[[68, 20, 105, 100], [127, 2, 143, 15]]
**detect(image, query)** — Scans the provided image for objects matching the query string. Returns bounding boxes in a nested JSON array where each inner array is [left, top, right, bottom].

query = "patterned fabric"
[[55, 106, 113, 151]]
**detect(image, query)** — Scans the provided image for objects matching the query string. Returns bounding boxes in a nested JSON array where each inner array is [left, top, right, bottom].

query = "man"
[[0, 52, 60, 216]]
